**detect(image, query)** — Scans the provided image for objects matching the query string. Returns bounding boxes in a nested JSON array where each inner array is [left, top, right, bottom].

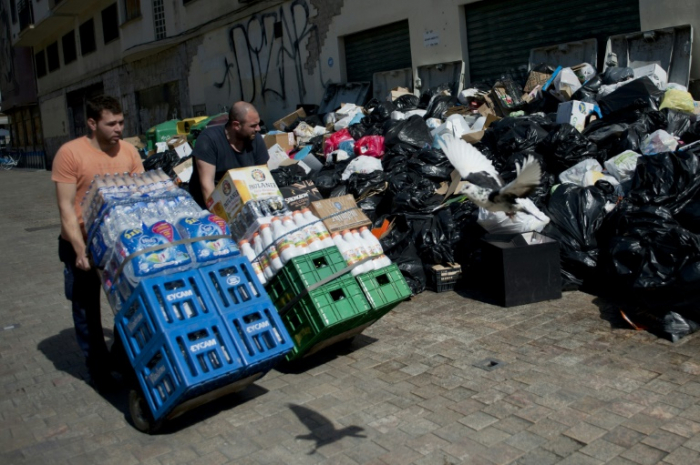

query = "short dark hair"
[[86, 95, 122, 122]]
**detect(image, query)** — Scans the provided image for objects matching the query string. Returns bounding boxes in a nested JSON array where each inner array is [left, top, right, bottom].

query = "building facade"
[[1, 0, 698, 167]]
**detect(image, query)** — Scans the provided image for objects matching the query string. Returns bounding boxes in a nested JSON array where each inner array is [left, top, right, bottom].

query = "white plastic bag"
[[604, 150, 641, 183], [293, 122, 315, 144], [458, 88, 482, 105], [425, 118, 443, 129], [341, 156, 383, 181], [404, 109, 427, 118], [333, 115, 354, 132], [477, 199, 550, 234], [391, 111, 407, 121], [640, 130, 678, 155], [549, 67, 582, 101], [326, 149, 350, 165], [559, 159, 603, 185]]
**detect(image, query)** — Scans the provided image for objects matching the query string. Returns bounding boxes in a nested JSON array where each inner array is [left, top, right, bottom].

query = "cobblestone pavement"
[[2, 169, 700, 465]]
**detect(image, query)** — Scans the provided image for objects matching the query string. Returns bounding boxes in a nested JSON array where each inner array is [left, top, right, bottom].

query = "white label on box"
[[424, 30, 439, 47]]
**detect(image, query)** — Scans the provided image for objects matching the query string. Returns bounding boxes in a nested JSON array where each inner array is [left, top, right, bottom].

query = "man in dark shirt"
[[190, 101, 269, 207]]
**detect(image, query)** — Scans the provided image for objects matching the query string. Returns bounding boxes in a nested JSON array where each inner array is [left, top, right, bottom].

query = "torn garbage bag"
[[384, 115, 433, 150], [537, 123, 599, 174]]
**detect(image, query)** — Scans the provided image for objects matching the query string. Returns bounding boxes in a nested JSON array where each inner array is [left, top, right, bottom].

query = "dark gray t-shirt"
[[190, 125, 269, 207]]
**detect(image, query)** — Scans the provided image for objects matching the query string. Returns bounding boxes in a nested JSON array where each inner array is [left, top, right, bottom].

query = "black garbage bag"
[[390, 173, 443, 213], [143, 150, 181, 176], [384, 115, 432, 150], [379, 217, 426, 294], [665, 109, 693, 138], [419, 83, 453, 108], [368, 101, 394, 123], [598, 77, 665, 117], [270, 163, 309, 187], [598, 204, 700, 325], [393, 94, 420, 111], [346, 170, 388, 199], [356, 195, 386, 223], [619, 308, 700, 343], [310, 159, 351, 198], [329, 184, 349, 197], [424, 95, 457, 120], [481, 117, 550, 161], [682, 121, 700, 144], [542, 183, 612, 289], [676, 196, 700, 234], [627, 150, 700, 215], [347, 123, 367, 140], [382, 152, 411, 175], [536, 123, 599, 174], [582, 110, 653, 158], [307, 134, 325, 155], [600, 67, 634, 85]]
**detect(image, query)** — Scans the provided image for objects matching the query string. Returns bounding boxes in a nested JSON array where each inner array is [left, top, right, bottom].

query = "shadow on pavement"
[[288, 403, 366, 454], [275, 333, 378, 375]]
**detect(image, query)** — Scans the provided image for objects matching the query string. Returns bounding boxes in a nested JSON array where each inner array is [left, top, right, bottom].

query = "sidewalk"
[[2, 169, 700, 465]]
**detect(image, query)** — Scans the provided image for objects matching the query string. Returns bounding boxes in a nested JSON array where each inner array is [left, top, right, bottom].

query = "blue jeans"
[[58, 237, 110, 373]]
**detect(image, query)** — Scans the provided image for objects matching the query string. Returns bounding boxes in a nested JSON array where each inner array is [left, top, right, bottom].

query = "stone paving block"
[[505, 430, 547, 452], [620, 443, 668, 465], [662, 446, 700, 465], [515, 447, 561, 465], [458, 411, 499, 431], [640, 428, 688, 453], [564, 422, 608, 444], [579, 439, 626, 462], [543, 435, 586, 457]]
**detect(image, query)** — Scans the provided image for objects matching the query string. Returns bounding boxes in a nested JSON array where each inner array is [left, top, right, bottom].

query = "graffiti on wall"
[[215, 0, 335, 104]]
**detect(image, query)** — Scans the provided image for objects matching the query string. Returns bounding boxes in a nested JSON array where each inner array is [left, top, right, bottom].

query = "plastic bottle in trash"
[[239, 239, 266, 285], [283, 215, 308, 257], [260, 223, 283, 273], [352, 229, 380, 271], [271, 216, 297, 263], [293, 210, 321, 252], [302, 208, 334, 249], [253, 233, 274, 280]]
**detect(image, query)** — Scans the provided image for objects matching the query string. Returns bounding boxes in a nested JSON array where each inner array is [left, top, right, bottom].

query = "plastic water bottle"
[[260, 223, 284, 273], [239, 239, 266, 285], [283, 215, 308, 257], [271, 216, 297, 263], [293, 210, 321, 252], [302, 208, 334, 249], [352, 229, 379, 271]]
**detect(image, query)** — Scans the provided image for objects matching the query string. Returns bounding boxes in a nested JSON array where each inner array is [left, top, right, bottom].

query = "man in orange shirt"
[[52, 95, 144, 390]]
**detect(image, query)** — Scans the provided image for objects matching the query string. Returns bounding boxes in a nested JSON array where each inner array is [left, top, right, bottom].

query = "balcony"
[[13, 0, 101, 47]]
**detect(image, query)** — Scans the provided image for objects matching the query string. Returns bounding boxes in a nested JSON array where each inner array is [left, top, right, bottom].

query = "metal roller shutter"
[[465, 0, 641, 84], [345, 20, 412, 83]]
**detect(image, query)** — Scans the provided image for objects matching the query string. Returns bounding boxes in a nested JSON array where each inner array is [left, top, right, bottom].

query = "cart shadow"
[[275, 333, 378, 375]]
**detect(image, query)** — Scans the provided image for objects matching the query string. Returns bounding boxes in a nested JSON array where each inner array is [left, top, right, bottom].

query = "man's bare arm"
[[196, 158, 217, 205], [56, 182, 90, 271]]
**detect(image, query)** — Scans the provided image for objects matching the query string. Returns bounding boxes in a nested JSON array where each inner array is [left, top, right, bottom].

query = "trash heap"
[[242, 61, 700, 342]]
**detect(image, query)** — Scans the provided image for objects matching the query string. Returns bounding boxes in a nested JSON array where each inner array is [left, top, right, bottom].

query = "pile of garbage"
[[244, 57, 700, 341]]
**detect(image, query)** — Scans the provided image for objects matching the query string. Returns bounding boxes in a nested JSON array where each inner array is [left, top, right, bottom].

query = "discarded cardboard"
[[206, 165, 281, 222], [172, 158, 193, 184], [556, 100, 599, 132], [390, 87, 413, 101], [524, 71, 551, 93], [461, 113, 500, 144], [263, 132, 296, 152], [167, 136, 193, 159], [267, 144, 291, 170], [273, 108, 306, 131], [310, 195, 371, 233]]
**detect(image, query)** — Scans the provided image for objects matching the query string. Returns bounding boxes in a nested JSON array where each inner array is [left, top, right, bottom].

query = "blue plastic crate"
[[198, 257, 267, 313], [132, 314, 247, 421], [217, 301, 294, 374], [115, 270, 219, 363]]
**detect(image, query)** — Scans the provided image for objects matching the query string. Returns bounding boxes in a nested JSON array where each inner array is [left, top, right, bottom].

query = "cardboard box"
[[280, 180, 323, 211], [310, 195, 371, 233], [480, 232, 562, 307], [172, 158, 193, 184], [267, 144, 291, 170], [633, 64, 668, 88], [206, 165, 282, 222], [264, 132, 296, 152], [123, 136, 146, 150], [556, 100, 599, 132], [460, 113, 500, 144], [292, 146, 324, 172], [273, 108, 306, 131], [523, 71, 552, 93], [390, 87, 413, 101], [167, 136, 193, 159]]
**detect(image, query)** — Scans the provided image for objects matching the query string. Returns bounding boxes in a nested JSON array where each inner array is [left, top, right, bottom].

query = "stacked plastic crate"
[[115, 255, 293, 421], [266, 245, 411, 360]]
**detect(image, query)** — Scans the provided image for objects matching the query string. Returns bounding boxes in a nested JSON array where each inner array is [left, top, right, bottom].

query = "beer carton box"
[[280, 180, 323, 211], [206, 165, 282, 223], [310, 195, 371, 234]]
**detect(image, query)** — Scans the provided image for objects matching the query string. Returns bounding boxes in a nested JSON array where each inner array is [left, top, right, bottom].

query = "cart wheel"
[[128, 388, 163, 434]]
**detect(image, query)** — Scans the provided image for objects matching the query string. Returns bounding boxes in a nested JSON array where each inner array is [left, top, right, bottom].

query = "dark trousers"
[[58, 237, 110, 373]]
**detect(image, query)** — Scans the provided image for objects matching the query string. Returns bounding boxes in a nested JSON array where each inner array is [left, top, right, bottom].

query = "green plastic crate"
[[356, 264, 411, 324], [266, 246, 348, 310], [280, 273, 372, 360]]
